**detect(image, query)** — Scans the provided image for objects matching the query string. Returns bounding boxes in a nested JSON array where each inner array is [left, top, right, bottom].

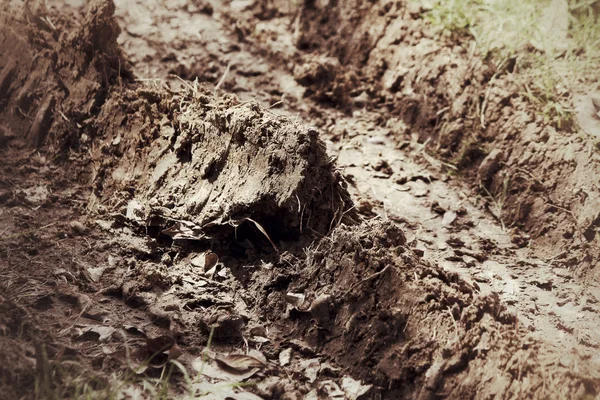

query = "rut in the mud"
[[1, 1, 600, 399], [284, 0, 600, 285]]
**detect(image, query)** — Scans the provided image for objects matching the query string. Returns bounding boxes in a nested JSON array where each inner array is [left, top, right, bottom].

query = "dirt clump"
[[293, 55, 358, 110], [0, 0, 130, 151], [90, 86, 353, 244], [258, 221, 600, 399]]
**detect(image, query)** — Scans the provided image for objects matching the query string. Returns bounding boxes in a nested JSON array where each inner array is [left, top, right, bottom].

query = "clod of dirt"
[[0, 0, 130, 149], [69, 221, 88, 235], [293, 55, 357, 109], [265, 221, 600, 398], [477, 149, 503, 185], [92, 87, 354, 244]]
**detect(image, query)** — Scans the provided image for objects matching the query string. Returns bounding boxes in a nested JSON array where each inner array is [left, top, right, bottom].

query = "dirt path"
[[2, 0, 600, 399]]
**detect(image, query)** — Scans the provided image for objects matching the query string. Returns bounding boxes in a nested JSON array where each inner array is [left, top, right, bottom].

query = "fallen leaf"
[[217, 267, 227, 278], [215, 353, 266, 372], [247, 349, 267, 365], [279, 348, 292, 367], [304, 389, 318, 400], [319, 380, 345, 399], [125, 199, 146, 222], [250, 336, 269, 344], [168, 344, 183, 361], [192, 379, 264, 400], [205, 252, 219, 271], [192, 355, 260, 382], [74, 325, 115, 342], [123, 325, 146, 336], [300, 358, 321, 383], [442, 211, 457, 227], [341, 376, 373, 400], [285, 292, 306, 307], [87, 265, 107, 283], [162, 220, 208, 240], [191, 251, 219, 272]]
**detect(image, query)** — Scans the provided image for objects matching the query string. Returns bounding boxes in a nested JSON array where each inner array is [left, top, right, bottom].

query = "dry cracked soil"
[[1, 0, 600, 399]]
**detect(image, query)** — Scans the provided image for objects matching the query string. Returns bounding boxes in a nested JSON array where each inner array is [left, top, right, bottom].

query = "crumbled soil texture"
[[2, 0, 600, 399]]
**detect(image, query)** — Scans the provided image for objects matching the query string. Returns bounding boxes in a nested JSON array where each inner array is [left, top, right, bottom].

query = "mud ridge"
[[277, 0, 600, 286]]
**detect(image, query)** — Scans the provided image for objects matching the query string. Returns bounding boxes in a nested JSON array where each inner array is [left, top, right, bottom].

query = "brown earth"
[[1, 0, 600, 399]]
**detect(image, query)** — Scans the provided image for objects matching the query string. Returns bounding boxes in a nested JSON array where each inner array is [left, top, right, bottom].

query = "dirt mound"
[[1, 0, 353, 243], [256, 221, 599, 399], [90, 86, 353, 243], [0, 0, 130, 150]]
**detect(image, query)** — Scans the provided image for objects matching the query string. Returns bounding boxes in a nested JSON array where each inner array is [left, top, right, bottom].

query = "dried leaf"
[[300, 358, 321, 383], [74, 325, 115, 342], [125, 199, 146, 222], [285, 292, 306, 307], [244, 218, 279, 252], [123, 325, 146, 336], [86, 265, 107, 283], [341, 376, 373, 400], [215, 353, 266, 372], [279, 348, 292, 367], [319, 380, 345, 399], [191, 380, 264, 400], [205, 252, 219, 271], [168, 344, 183, 361], [191, 251, 219, 272], [251, 336, 269, 344], [162, 220, 208, 240], [442, 211, 457, 227], [192, 356, 260, 382]]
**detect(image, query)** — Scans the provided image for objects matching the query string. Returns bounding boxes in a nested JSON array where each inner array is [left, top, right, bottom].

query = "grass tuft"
[[424, 0, 600, 129]]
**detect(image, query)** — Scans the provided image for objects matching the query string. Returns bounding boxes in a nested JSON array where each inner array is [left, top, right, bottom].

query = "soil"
[[1, 0, 600, 399]]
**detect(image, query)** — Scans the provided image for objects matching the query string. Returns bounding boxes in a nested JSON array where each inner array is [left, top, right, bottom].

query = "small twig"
[[246, 217, 279, 252], [0, 222, 58, 242], [544, 201, 578, 226], [447, 308, 460, 343], [214, 62, 232, 94], [344, 265, 390, 296], [168, 74, 194, 92]]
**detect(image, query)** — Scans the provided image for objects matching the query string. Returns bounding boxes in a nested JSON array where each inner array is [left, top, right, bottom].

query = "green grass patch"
[[424, 0, 600, 129]]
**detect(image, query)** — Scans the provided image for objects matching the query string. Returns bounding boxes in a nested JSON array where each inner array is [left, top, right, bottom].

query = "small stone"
[[161, 253, 172, 266], [69, 221, 87, 235], [310, 294, 332, 325], [477, 149, 502, 184]]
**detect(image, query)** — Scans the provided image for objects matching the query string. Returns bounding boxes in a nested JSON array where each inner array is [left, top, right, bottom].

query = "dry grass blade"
[[214, 62, 232, 94], [245, 218, 279, 252], [0, 222, 58, 242]]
